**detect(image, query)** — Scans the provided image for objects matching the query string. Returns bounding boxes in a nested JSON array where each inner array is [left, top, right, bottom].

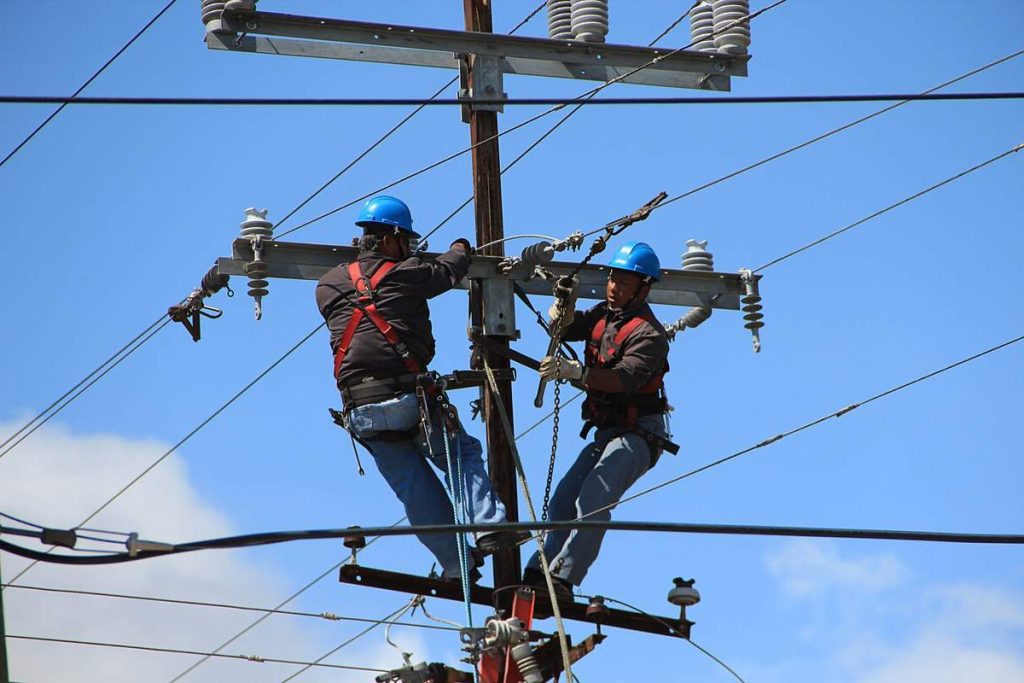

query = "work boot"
[[523, 567, 575, 619], [441, 565, 482, 585], [476, 529, 531, 556]]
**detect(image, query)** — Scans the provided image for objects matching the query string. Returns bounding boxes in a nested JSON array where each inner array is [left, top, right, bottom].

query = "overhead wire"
[[752, 142, 1023, 272], [4, 634, 387, 674], [0, 314, 172, 461], [272, 1, 545, 233], [0, 0, 178, 170], [2, 322, 326, 589], [1, 583, 454, 632], [167, 516, 405, 682]]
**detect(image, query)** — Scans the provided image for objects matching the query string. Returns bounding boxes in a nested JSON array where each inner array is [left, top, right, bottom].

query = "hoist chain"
[[541, 358, 562, 522]]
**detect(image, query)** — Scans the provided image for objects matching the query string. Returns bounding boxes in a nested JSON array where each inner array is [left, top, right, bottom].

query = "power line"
[[1, 583, 454, 632], [272, 1, 545, 233], [0, 314, 171, 461], [752, 142, 1023, 272], [4, 92, 1022, 106], [0, 0, 178, 170], [168, 518, 404, 682], [599, 333, 1024, 517], [4, 634, 387, 674], [2, 323, 326, 588]]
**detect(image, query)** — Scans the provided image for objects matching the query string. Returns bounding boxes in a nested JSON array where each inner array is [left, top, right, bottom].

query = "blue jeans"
[[527, 413, 668, 586], [351, 393, 507, 578]]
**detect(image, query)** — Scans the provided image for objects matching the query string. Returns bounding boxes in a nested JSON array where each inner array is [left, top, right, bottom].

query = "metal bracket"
[[480, 276, 518, 338], [459, 52, 506, 121]]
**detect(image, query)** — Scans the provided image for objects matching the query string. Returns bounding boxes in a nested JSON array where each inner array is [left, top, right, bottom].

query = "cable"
[[591, 333, 1024, 518], [279, 600, 416, 682], [3, 322, 326, 589], [650, 1, 701, 46], [168, 516, 405, 681], [5, 520, 1023, 568], [6, 92, 1021, 106], [596, 595, 745, 683], [0, 313, 171, 461], [0, 0, 178, 170], [4, 634, 386, 673], [753, 142, 1023, 272], [1, 583, 454, 632], [645, 48, 1024, 217], [515, 391, 584, 440]]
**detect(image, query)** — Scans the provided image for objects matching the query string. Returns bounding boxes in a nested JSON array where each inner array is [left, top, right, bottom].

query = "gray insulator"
[[240, 208, 274, 320], [667, 578, 701, 607], [689, 1, 716, 53], [200, 0, 228, 33], [712, 0, 751, 55], [681, 239, 714, 272], [546, 0, 573, 40], [741, 273, 763, 352], [511, 643, 544, 683], [570, 0, 609, 43], [520, 241, 555, 267]]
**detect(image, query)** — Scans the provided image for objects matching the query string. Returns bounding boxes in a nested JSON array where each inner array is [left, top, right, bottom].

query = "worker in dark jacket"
[[316, 195, 516, 581], [524, 241, 672, 602]]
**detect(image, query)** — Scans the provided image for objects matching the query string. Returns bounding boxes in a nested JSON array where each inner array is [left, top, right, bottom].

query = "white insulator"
[[689, 1, 716, 53], [240, 207, 273, 240], [546, 0, 573, 40], [681, 239, 714, 272], [570, 0, 609, 43], [200, 0, 228, 33], [711, 0, 751, 55]]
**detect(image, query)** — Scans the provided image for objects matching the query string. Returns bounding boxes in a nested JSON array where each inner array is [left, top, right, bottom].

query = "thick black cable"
[[3, 323, 326, 589], [6, 92, 1021, 106], [753, 143, 1023, 272], [0, 0, 178, 170], [0, 315, 172, 461], [4, 521, 1021, 568], [2, 583, 453, 632], [4, 634, 386, 673], [168, 515, 405, 682]]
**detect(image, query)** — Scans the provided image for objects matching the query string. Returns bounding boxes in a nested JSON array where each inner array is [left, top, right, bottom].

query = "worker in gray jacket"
[[316, 195, 521, 581], [525, 241, 673, 607]]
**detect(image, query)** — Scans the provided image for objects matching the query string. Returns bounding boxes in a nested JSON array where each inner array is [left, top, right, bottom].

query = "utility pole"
[[461, 0, 520, 591]]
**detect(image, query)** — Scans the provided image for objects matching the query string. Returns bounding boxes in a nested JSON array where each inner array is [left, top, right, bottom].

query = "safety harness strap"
[[333, 261, 421, 378]]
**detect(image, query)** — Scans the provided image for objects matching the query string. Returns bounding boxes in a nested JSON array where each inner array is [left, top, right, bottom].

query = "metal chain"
[[541, 358, 562, 521]]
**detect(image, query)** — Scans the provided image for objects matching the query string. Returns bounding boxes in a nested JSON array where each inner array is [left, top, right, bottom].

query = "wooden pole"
[[462, 0, 520, 591]]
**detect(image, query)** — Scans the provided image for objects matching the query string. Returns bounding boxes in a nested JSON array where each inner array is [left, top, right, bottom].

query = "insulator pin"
[[689, 1, 716, 52], [520, 241, 555, 268], [570, 0, 609, 43], [711, 0, 751, 55], [681, 239, 714, 272], [546, 0, 573, 40], [240, 208, 274, 321], [739, 268, 763, 352]]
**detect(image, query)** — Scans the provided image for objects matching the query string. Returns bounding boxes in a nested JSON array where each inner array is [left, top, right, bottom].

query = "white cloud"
[[856, 634, 1024, 683], [0, 421, 425, 682], [765, 539, 907, 599]]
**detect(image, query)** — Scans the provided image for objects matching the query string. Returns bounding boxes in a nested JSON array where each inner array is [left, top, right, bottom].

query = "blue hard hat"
[[608, 241, 661, 281], [355, 195, 420, 238]]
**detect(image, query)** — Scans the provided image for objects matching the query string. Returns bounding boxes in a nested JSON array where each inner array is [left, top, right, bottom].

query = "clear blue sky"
[[1, 1, 1022, 681]]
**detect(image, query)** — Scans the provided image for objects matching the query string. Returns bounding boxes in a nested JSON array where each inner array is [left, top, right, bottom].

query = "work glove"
[[450, 238, 473, 254], [539, 356, 585, 383], [547, 276, 578, 329]]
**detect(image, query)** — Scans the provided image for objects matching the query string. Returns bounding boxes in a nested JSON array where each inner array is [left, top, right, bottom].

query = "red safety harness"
[[333, 260, 422, 379], [583, 311, 668, 428]]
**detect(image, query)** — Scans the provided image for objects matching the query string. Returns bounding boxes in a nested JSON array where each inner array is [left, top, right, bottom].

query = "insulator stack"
[[739, 269, 764, 353], [711, 0, 751, 55], [546, 0, 573, 40], [520, 241, 556, 268], [689, 1, 716, 52], [570, 0, 609, 43], [510, 643, 544, 683], [681, 239, 714, 272], [240, 208, 274, 321], [200, 0, 227, 33]]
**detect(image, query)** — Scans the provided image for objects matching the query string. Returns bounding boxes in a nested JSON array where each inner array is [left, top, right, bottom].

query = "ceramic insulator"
[[570, 0, 609, 43], [681, 239, 714, 272], [689, 1, 716, 52], [712, 0, 751, 55], [546, 0, 573, 40]]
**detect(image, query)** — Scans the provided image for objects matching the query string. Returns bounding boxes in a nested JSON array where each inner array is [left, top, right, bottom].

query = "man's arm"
[[394, 240, 472, 298]]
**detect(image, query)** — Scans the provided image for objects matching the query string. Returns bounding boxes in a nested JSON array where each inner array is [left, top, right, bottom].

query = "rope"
[[482, 361, 573, 681], [440, 414, 475, 639]]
